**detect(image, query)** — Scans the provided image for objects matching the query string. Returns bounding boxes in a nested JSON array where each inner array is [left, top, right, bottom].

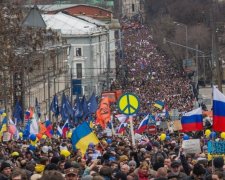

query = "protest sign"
[[182, 139, 201, 154], [167, 120, 182, 132], [208, 141, 225, 154], [3, 132, 11, 142]]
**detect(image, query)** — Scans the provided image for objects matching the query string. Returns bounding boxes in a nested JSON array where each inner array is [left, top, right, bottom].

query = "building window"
[[75, 47, 82, 57], [76, 63, 82, 78], [132, 4, 135, 12]]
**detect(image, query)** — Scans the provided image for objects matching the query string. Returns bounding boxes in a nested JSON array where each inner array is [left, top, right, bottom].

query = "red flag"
[[96, 97, 111, 129]]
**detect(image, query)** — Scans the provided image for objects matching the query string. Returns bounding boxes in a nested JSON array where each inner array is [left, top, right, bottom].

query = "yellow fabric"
[[89, 121, 94, 129], [75, 132, 99, 156], [35, 164, 45, 173], [153, 104, 163, 109], [1, 124, 7, 134], [1, 113, 6, 117]]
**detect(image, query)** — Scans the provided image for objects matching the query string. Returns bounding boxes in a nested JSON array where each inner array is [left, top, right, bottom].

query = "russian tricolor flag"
[[181, 108, 203, 132], [135, 114, 149, 134], [62, 120, 69, 138], [117, 123, 127, 134], [213, 86, 225, 132]]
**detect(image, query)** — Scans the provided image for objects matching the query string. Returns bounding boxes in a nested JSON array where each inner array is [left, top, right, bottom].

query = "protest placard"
[[208, 141, 225, 154], [182, 139, 201, 154], [3, 132, 11, 142]]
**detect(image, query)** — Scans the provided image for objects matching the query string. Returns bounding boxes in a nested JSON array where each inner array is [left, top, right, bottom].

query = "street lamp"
[[174, 22, 188, 61], [163, 38, 205, 89]]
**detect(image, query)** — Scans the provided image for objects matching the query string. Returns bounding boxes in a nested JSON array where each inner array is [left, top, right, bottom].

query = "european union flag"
[[23, 121, 31, 140], [61, 93, 73, 121], [13, 101, 23, 123], [74, 96, 83, 118], [88, 93, 98, 114], [82, 96, 89, 119], [50, 95, 59, 117]]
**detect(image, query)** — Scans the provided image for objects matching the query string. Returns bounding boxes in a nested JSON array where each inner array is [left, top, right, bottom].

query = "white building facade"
[[42, 12, 117, 98]]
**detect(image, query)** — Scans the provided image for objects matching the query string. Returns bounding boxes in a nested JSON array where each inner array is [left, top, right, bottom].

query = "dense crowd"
[[114, 19, 194, 113], [0, 19, 219, 180], [0, 132, 223, 180]]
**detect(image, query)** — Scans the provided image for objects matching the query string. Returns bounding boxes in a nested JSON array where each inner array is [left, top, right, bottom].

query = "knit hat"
[[128, 160, 137, 167], [0, 161, 11, 172]]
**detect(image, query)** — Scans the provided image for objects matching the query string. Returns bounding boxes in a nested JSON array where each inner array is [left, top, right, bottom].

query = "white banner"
[[182, 139, 201, 154]]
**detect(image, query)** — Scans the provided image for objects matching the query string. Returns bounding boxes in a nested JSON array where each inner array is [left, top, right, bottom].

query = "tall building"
[[114, 0, 143, 19]]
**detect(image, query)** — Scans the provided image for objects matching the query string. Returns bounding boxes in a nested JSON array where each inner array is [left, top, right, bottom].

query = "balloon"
[[2, 113, 6, 117], [166, 135, 170, 141], [205, 129, 211, 137], [60, 150, 71, 157], [30, 134, 36, 141], [183, 134, 189, 140], [67, 132, 72, 139], [107, 139, 112, 144], [210, 132, 217, 139], [160, 133, 166, 141], [19, 132, 23, 138], [42, 135, 47, 139], [221, 132, 225, 139], [11, 152, 19, 157]]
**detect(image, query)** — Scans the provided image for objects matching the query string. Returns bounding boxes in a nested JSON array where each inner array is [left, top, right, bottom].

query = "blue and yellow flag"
[[0, 117, 7, 134], [71, 122, 99, 156], [153, 100, 164, 110]]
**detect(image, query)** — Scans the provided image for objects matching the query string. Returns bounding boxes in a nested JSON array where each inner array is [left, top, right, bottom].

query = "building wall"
[[114, 0, 142, 19], [66, 30, 116, 98], [122, 0, 140, 17], [23, 46, 70, 117]]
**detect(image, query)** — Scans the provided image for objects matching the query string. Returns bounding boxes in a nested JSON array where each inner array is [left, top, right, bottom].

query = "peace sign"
[[117, 93, 140, 115]]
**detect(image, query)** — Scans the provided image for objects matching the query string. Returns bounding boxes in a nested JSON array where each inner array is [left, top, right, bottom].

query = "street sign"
[[148, 125, 157, 134], [117, 93, 140, 115]]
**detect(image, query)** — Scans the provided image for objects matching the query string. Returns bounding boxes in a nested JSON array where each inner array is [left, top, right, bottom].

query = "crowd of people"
[[0, 19, 219, 180], [114, 18, 195, 113], [0, 131, 223, 180]]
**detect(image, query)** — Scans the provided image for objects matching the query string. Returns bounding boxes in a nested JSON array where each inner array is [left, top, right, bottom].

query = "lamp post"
[[163, 38, 205, 89], [174, 22, 188, 61]]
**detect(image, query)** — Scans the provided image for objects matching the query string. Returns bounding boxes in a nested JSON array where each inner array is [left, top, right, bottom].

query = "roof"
[[42, 12, 106, 36], [35, 4, 112, 13], [22, 5, 46, 28], [77, 15, 107, 26]]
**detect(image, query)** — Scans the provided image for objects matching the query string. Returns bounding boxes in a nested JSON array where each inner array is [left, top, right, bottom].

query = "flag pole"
[[110, 115, 115, 137], [129, 116, 135, 147]]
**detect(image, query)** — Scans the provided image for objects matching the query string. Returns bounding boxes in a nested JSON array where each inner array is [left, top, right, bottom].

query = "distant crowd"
[[114, 18, 194, 113]]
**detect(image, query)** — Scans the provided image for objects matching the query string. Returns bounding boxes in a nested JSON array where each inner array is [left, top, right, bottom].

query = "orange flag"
[[96, 97, 111, 129], [37, 122, 47, 140]]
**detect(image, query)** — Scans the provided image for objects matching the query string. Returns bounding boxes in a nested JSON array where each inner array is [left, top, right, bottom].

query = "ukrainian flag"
[[153, 100, 164, 110], [71, 122, 99, 156], [0, 117, 7, 133]]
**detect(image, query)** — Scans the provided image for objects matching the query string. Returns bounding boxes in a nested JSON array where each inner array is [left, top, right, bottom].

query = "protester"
[[0, 17, 218, 180]]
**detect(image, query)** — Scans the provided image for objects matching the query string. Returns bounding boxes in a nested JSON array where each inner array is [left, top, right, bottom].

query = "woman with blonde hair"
[[134, 162, 150, 180]]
